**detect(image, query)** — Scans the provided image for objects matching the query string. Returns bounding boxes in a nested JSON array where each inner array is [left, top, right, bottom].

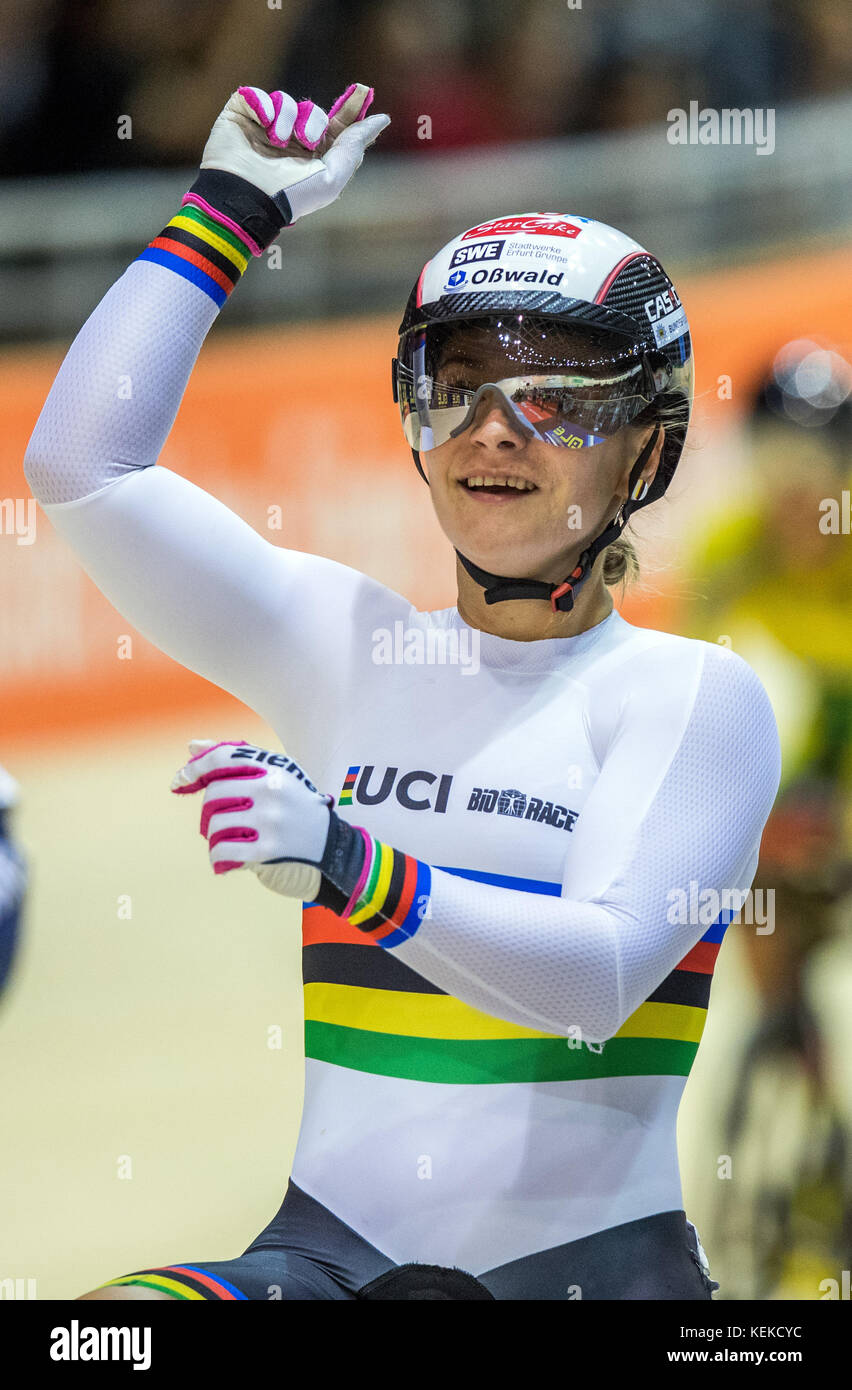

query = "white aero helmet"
[[392, 213, 693, 613]]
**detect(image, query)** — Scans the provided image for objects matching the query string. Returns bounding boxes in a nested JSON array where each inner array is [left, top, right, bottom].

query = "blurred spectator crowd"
[[1, 0, 851, 177]]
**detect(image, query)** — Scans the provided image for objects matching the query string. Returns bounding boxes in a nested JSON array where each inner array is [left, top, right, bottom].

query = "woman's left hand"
[[171, 739, 334, 900]]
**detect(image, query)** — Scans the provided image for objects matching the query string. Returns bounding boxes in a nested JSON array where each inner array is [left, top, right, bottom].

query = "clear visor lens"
[[398, 315, 665, 450]]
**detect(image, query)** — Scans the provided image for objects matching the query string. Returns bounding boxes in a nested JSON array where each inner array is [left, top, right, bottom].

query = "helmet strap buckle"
[[549, 581, 574, 613]]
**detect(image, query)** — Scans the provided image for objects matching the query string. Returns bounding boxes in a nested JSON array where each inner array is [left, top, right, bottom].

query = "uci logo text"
[[339, 765, 453, 813]]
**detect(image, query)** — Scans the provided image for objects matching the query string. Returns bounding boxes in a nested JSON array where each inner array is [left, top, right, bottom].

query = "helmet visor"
[[397, 314, 669, 450]]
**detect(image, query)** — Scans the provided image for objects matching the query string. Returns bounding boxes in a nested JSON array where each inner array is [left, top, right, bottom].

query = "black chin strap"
[[448, 426, 660, 614]]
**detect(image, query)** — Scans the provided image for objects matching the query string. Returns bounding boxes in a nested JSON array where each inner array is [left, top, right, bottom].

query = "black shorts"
[[99, 1181, 718, 1300]]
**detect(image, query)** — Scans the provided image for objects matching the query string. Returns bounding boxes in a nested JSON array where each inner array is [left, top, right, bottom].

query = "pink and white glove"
[[184, 82, 390, 252], [171, 739, 334, 901]]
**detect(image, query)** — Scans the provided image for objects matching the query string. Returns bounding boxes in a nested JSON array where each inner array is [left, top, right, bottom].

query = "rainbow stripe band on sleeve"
[[342, 829, 431, 948], [136, 206, 253, 307]]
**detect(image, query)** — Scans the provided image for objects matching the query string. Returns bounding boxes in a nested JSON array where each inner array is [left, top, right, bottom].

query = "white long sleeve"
[[23, 258, 406, 738], [24, 259, 220, 506], [386, 640, 779, 1042]]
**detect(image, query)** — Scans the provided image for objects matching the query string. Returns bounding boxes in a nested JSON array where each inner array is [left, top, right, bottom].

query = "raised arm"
[[23, 85, 390, 716]]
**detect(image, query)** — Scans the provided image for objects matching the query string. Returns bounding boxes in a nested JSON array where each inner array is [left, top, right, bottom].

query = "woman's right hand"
[[188, 83, 390, 247]]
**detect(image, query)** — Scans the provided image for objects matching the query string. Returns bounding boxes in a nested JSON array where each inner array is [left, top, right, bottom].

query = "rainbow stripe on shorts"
[[98, 1264, 248, 1300]]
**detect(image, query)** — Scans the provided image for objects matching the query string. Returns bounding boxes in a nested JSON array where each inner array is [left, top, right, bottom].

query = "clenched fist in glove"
[[171, 739, 433, 947], [171, 739, 373, 916], [183, 83, 390, 254]]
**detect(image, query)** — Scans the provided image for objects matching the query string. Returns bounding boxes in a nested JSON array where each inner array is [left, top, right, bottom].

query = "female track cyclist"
[[24, 83, 781, 1301]]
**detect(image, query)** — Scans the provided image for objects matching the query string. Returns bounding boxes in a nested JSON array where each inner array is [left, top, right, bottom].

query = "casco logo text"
[[643, 287, 682, 322]]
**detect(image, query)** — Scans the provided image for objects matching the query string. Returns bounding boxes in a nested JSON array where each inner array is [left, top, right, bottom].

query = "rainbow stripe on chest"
[[302, 869, 726, 1086]]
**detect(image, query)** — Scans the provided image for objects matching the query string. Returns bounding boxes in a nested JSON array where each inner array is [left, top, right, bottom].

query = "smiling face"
[[418, 324, 663, 585]]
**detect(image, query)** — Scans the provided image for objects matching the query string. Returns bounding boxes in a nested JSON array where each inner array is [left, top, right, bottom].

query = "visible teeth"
[[465, 476, 535, 490]]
